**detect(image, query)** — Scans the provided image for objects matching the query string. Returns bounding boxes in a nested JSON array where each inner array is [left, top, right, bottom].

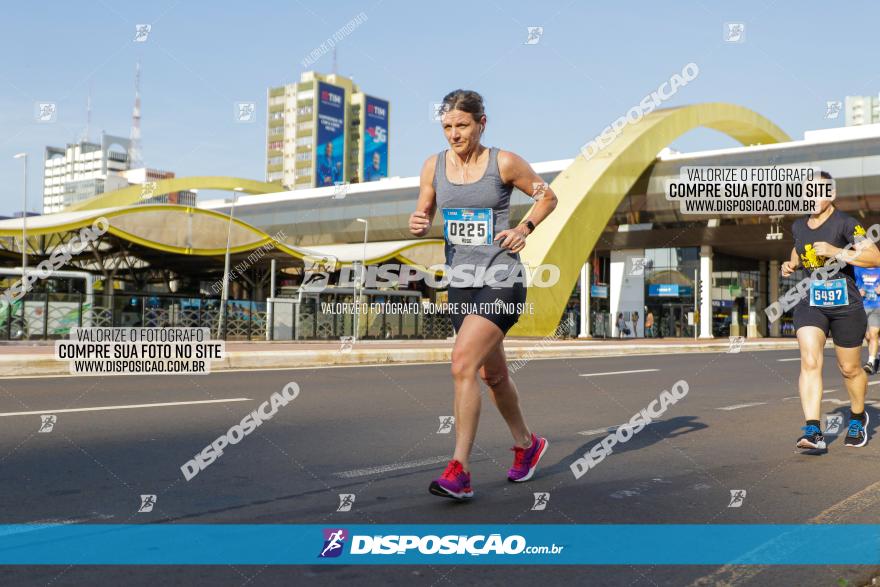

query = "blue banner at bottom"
[[0, 524, 878, 565]]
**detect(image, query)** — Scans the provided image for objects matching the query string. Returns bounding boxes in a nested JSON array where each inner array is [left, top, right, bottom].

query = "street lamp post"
[[219, 187, 244, 339], [353, 218, 369, 342], [13, 153, 27, 276]]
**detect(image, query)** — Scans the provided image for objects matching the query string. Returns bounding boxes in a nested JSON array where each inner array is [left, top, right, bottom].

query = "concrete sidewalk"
[[0, 337, 800, 377]]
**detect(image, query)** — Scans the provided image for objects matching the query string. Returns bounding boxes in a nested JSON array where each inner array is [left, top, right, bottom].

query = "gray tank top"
[[433, 147, 522, 287]]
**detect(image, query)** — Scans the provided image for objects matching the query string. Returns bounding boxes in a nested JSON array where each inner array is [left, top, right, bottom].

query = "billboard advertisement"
[[315, 81, 346, 187], [362, 96, 389, 182]]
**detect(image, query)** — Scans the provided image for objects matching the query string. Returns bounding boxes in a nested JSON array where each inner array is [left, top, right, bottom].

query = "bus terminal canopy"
[[0, 204, 444, 278]]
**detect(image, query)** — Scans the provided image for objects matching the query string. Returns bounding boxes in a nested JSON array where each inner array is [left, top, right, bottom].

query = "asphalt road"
[[1, 348, 880, 586]]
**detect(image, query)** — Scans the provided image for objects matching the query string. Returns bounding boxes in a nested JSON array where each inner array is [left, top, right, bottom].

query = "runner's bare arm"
[[410, 155, 438, 237], [781, 247, 798, 276], [843, 240, 880, 268], [814, 240, 880, 268], [497, 150, 558, 237]]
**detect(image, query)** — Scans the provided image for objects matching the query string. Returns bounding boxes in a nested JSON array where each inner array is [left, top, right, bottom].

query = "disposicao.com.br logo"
[[318, 528, 564, 558]]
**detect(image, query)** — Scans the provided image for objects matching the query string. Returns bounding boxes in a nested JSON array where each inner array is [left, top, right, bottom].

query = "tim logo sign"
[[321, 90, 342, 106], [319, 528, 348, 558]]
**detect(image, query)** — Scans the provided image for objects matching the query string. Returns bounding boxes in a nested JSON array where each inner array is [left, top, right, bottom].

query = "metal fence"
[[0, 293, 267, 341], [268, 289, 455, 341], [0, 291, 457, 341]]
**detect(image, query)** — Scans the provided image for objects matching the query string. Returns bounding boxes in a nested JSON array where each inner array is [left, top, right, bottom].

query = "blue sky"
[[0, 0, 876, 215]]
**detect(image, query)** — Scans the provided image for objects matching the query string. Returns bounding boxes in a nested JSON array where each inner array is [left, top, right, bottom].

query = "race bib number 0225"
[[442, 208, 493, 246]]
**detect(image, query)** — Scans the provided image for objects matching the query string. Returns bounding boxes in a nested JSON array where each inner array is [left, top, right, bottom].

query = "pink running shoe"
[[508, 433, 549, 482], [429, 459, 474, 500]]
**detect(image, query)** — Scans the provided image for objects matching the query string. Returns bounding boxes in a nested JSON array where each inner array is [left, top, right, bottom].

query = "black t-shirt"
[[791, 208, 867, 309]]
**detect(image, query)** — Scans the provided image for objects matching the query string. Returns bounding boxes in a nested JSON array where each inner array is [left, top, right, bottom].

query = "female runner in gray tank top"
[[409, 90, 558, 500]]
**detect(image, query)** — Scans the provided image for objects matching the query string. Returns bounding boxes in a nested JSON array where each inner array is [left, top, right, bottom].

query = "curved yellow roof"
[[0, 204, 443, 267]]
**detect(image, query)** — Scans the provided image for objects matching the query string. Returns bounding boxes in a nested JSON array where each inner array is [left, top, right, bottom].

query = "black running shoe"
[[874, 358, 879, 374], [864, 361, 876, 375], [796, 424, 826, 451], [844, 413, 869, 448]]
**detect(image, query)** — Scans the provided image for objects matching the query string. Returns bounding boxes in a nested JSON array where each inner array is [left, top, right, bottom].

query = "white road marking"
[[777, 357, 801, 362], [0, 514, 114, 537], [578, 425, 619, 436], [609, 489, 641, 499], [783, 389, 836, 400], [0, 398, 251, 417], [334, 456, 451, 479], [609, 478, 670, 499], [578, 421, 664, 436], [716, 402, 767, 411], [823, 398, 880, 406], [579, 369, 659, 378]]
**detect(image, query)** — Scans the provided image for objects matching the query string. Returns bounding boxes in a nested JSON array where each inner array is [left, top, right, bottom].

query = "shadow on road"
[[539, 416, 709, 478]]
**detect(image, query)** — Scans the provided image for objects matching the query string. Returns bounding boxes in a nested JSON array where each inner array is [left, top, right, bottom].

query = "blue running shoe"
[[844, 412, 869, 448], [796, 424, 826, 451]]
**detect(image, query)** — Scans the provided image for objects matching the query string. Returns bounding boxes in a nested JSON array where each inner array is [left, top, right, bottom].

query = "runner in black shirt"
[[782, 171, 880, 451]]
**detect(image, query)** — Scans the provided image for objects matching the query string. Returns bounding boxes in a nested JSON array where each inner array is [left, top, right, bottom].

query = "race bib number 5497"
[[810, 279, 849, 307]]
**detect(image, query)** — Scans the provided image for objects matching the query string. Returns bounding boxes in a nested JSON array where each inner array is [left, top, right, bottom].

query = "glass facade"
[[643, 247, 699, 338]]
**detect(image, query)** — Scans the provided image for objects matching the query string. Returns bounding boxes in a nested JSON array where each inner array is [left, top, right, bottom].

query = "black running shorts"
[[793, 302, 867, 348], [446, 283, 527, 335]]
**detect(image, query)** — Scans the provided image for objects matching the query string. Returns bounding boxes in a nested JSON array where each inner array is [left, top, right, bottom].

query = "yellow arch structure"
[[68, 176, 282, 212], [509, 102, 791, 337]]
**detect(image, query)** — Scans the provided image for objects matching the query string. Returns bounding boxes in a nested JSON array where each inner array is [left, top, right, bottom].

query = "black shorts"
[[447, 283, 527, 335], [793, 302, 867, 348]]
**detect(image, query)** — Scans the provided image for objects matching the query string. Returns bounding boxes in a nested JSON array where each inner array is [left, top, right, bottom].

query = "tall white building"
[[266, 71, 390, 190], [42, 133, 196, 212], [845, 95, 880, 126], [42, 133, 131, 213]]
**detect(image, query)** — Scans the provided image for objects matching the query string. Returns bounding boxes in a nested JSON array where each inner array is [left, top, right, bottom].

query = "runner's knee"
[[838, 361, 863, 379], [450, 353, 478, 380], [801, 355, 822, 372]]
